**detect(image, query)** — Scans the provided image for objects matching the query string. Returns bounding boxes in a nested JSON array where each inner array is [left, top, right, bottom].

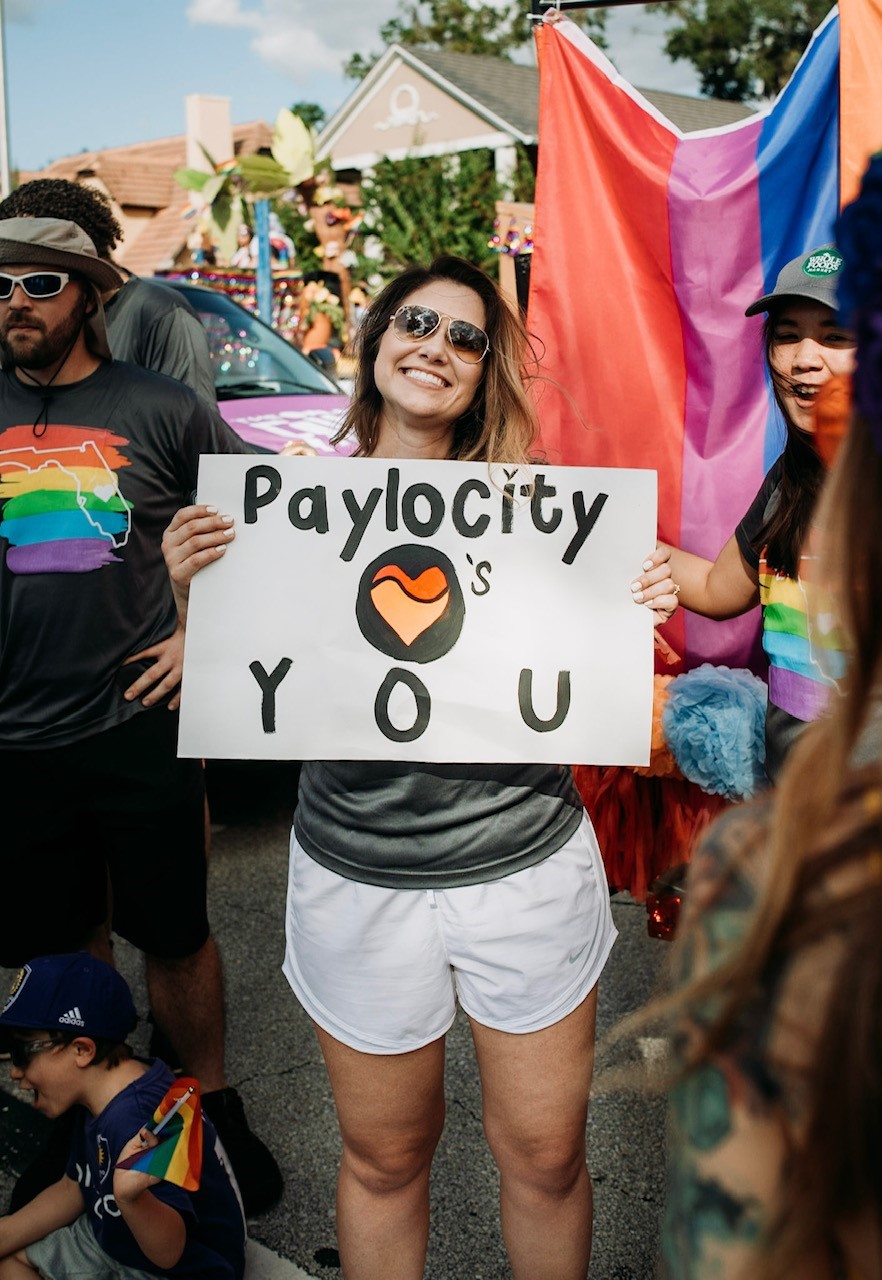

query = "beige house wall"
[[327, 63, 508, 168]]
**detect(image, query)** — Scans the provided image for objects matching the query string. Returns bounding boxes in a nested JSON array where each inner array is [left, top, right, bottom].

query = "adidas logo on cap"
[[59, 1006, 85, 1027]]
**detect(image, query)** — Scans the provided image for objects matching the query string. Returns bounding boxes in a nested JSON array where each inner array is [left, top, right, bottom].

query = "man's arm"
[[0, 1176, 84, 1258]]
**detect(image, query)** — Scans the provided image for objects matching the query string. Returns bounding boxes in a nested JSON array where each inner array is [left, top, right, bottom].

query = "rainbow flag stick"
[[148, 1085, 194, 1137]]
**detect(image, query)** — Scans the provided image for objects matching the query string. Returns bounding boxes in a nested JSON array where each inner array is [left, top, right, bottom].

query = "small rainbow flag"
[[118, 1078, 203, 1191]]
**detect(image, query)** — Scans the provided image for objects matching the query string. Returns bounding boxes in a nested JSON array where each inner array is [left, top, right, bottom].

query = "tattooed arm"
[[661, 802, 836, 1280]]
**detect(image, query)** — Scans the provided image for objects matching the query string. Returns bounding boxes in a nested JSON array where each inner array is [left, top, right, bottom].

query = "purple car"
[[156, 279, 353, 455]]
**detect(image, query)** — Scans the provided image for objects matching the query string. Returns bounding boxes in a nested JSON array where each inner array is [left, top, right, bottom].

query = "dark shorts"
[[0, 709, 209, 967]]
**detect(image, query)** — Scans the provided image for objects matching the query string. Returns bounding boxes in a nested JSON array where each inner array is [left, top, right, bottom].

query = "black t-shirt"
[[0, 360, 250, 748], [734, 458, 782, 570], [104, 277, 217, 407]]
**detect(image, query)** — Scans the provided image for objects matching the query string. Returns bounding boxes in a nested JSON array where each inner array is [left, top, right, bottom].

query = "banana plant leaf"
[[173, 167, 214, 193], [271, 109, 316, 188], [235, 154, 292, 195]]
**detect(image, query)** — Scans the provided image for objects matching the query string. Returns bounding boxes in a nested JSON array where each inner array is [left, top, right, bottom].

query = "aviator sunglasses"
[[390, 304, 490, 364], [0, 271, 72, 301]]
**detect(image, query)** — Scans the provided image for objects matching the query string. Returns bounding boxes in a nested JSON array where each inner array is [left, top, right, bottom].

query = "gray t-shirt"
[[0, 360, 250, 748], [104, 276, 216, 406], [294, 758, 585, 890]]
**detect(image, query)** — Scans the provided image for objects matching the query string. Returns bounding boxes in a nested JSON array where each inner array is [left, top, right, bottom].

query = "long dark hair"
[[331, 255, 538, 463], [754, 307, 825, 578]]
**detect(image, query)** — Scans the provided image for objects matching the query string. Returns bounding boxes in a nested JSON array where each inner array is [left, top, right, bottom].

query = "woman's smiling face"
[[372, 279, 487, 459]]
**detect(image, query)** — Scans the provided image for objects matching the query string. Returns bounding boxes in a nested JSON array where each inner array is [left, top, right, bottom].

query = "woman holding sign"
[[163, 255, 674, 1280]]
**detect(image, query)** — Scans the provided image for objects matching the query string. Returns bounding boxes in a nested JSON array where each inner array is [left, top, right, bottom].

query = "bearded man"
[[0, 218, 281, 1218]]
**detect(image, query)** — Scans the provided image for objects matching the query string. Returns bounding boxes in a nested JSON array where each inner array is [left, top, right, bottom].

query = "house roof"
[[417, 48, 754, 135], [19, 120, 274, 187], [319, 44, 754, 163], [120, 198, 196, 276], [18, 121, 275, 274]]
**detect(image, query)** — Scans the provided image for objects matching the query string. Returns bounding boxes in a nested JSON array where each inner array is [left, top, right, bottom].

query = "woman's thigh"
[[469, 988, 599, 1169], [315, 1025, 447, 1168]]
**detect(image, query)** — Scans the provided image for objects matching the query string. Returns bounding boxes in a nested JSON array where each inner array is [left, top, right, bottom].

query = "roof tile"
[[403, 47, 753, 136]]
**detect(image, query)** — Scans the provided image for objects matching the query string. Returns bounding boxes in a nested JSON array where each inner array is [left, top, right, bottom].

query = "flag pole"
[[0, 0, 12, 197], [531, 0, 654, 13]]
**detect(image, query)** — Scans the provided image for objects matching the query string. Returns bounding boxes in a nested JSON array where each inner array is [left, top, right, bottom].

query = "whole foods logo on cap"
[[802, 249, 843, 277]]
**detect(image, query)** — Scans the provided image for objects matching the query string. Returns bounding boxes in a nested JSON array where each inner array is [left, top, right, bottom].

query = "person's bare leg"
[[146, 937, 226, 1090], [315, 1025, 446, 1280], [469, 989, 599, 1280], [0, 1253, 39, 1278]]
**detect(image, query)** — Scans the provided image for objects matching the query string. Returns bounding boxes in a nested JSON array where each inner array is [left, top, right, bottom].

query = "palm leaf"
[[173, 167, 213, 193]]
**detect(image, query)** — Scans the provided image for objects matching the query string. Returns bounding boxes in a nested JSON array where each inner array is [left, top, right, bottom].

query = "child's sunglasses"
[[390, 304, 490, 364], [7, 1037, 62, 1069], [0, 271, 72, 301]]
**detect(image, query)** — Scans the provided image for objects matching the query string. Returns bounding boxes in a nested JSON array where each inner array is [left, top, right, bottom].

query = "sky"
[[4, 0, 701, 173]]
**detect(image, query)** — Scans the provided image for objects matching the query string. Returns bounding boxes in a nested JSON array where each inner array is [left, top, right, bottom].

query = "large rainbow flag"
[[529, 1, 882, 671]]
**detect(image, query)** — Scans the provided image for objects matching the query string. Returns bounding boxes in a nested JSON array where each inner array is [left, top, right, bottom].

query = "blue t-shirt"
[[66, 1059, 245, 1279]]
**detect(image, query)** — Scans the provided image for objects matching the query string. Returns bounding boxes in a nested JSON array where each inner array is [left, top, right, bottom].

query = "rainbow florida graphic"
[[0, 423, 132, 574]]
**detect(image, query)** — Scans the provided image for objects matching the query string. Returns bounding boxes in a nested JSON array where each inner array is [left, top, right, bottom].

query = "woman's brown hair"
[[330, 255, 539, 464]]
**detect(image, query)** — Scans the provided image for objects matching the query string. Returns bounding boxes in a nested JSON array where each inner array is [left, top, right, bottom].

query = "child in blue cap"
[[0, 954, 245, 1279]]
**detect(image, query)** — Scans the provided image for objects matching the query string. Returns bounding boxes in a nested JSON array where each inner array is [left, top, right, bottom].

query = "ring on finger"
[[672, 583, 681, 595]]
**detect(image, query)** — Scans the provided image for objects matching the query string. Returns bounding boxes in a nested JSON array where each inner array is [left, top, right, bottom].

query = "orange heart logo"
[[356, 545, 464, 664], [369, 565, 450, 645]]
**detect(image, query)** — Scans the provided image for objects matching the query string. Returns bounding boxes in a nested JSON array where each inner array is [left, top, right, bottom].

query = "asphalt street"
[[1, 763, 668, 1279]]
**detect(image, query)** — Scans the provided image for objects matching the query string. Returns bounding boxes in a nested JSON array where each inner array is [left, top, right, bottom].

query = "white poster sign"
[[178, 456, 657, 764]]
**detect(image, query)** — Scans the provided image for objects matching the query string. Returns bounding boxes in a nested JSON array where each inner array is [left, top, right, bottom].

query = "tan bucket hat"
[[0, 217, 124, 360]]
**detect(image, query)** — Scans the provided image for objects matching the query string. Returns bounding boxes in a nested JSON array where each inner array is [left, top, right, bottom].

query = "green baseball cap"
[[745, 245, 844, 317]]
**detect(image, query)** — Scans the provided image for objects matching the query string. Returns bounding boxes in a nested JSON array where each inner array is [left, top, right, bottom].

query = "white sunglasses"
[[0, 271, 72, 301]]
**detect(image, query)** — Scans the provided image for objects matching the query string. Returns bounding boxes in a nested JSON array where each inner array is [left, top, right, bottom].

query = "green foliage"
[[174, 111, 318, 261], [235, 153, 293, 196], [646, 0, 831, 101], [273, 198, 321, 269], [359, 147, 533, 279], [290, 101, 326, 130], [345, 1, 607, 79]]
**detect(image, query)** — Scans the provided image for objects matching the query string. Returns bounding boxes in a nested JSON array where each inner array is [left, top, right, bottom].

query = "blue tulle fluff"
[[662, 664, 768, 800]]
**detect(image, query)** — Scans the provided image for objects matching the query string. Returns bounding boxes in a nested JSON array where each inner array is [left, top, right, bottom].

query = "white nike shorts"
[[282, 812, 617, 1054]]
